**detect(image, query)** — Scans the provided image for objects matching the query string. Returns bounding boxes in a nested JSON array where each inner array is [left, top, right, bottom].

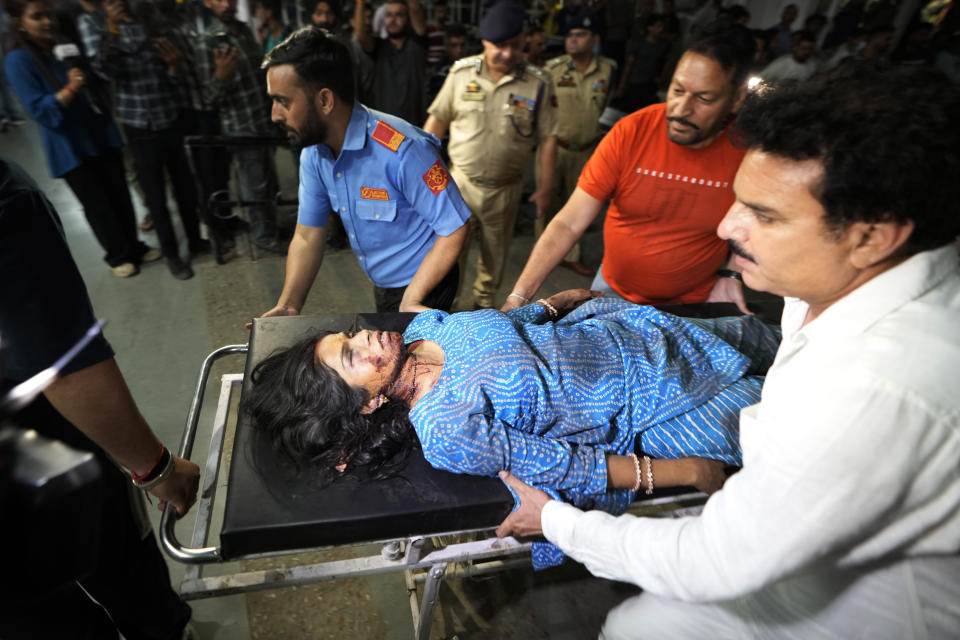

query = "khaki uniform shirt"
[[428, 54, 558, 184], [546, 54, 617, 148]]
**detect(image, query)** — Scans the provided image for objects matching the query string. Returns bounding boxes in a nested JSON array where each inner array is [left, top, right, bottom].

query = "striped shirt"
[[78, 14, 181, 130], [193, 18, 272, 135]]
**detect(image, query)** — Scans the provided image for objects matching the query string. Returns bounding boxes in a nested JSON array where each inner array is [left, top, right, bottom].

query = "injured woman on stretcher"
[[244, 291, 781, 520]]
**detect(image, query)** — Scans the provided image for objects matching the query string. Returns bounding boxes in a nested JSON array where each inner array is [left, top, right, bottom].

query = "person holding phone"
[[186, 0, 285, 254], [78, 0, 208, 280], [4, 0, 161, 278]]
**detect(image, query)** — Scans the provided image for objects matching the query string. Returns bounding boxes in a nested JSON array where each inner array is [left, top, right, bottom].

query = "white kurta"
[[543, 245, 960, 636]]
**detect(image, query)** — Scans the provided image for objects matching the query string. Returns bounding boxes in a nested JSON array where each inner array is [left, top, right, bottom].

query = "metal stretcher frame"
[[159, 343, 708, 638], [182, 135, 298, 264]]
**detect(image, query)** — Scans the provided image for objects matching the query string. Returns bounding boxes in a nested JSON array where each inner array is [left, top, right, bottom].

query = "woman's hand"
[[57, 68, 86, 105], [681, 457, 729, 495], [542, 289, 603, 316], [66, 67, 86, 91]]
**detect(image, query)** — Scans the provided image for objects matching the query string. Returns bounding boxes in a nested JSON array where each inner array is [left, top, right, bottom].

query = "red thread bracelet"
[[131, 444, 167, 483]]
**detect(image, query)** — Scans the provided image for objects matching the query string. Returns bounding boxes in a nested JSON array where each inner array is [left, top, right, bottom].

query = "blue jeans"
[[590, 265, 625, 300]]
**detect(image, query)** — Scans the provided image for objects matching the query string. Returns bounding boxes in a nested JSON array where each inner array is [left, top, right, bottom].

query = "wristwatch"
[[716, 269, 743, 282]]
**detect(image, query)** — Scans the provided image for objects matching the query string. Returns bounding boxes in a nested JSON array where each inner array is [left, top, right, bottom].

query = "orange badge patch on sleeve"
[[361, 187, 390, 200], [422, 160, 451, 196], [371, 120, 405, 152]]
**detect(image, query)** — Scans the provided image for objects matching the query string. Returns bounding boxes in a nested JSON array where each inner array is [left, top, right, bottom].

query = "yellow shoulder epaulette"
[[371, 120, 405, 152]]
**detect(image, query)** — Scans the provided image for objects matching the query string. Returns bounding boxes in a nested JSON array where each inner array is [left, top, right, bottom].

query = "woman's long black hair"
[[241, 332, 419, 487]]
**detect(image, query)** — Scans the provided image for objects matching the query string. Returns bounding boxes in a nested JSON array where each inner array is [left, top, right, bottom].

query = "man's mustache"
[[666, 116, 699, 130], [728, 239, 757, 264]]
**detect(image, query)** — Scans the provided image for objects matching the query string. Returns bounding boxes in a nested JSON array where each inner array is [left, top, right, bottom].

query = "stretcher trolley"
[[160, 308, 736, 638]]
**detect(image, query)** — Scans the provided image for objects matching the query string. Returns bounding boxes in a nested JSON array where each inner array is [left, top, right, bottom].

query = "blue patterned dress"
[[403, 299, 781, 567]]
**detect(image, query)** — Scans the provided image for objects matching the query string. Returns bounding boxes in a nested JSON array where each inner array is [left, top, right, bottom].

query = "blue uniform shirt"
[[298, 102, 472, 288]]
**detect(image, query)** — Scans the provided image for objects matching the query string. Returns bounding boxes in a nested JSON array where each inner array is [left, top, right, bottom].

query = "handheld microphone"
[[52, 43, 102, 114], [52, 42, 83, 70]]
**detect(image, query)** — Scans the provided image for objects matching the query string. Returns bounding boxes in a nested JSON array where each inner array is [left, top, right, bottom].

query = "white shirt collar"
[[783, 244, 960, 342]]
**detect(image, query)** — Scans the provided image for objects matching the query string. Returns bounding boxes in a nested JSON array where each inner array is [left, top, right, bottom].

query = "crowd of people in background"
[[0, 0, 958, 290], [2, 2, 960, 638]]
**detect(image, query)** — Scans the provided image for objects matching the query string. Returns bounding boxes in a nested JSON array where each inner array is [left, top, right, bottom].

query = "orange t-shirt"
[[578, 103, 745, 304]]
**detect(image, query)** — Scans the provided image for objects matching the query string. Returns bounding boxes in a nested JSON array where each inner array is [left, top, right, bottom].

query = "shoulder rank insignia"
[[452, 55, 481, 73], [545, 55, 569, 69], [371, 120, 405, 152], [422, 160, 451, 196], [526, 64, 550, 83]]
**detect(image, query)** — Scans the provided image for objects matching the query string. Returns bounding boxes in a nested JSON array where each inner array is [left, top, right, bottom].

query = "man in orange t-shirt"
[[504, 23, 756, 312], [579, 101, 745, 303]]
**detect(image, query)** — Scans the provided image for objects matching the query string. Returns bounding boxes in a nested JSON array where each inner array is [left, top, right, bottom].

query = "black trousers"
[[373, 263, 459, 312], [0, 395, 191, 640], [124, 121, 201, 258], [180, 109, 230, 216], [61, 148, 148, 267], [180, 108, 238, 251]]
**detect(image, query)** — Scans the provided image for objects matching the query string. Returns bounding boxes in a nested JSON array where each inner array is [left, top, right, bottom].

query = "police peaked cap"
[[563, 8, 601, 35], [478, 2, 526, 43]]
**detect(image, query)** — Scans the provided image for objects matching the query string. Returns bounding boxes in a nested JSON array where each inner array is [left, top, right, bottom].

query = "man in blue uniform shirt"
[[258, 27, 471, 315]]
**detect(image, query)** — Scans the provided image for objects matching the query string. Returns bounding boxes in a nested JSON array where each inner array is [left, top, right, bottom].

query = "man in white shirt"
[[496, 62, 960, 638]]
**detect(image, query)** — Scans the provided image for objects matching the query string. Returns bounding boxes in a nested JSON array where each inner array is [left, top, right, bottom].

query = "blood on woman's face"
[[315, 330, 406, 399]]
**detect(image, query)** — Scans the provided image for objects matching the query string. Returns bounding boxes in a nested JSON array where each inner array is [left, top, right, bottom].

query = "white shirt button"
[[375, 214, 380, 219], [341, 206, 346, 212], [336, 172, 342, 178]]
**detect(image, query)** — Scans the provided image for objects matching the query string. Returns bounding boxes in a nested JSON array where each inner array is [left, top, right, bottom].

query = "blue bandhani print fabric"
[[403, 298, 780, 568]]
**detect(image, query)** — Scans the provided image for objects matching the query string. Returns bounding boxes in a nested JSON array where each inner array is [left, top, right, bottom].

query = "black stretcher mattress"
[[221, 313, 514, 560], [220, 303, 769, 560]]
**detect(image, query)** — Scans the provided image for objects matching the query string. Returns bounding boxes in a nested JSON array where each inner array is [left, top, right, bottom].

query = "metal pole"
[[415, 563, 449, 640]]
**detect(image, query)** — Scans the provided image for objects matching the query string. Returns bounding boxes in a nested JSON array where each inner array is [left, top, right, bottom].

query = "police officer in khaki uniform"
[[424, 1, 558, 309], [539, 9, 617, 276]]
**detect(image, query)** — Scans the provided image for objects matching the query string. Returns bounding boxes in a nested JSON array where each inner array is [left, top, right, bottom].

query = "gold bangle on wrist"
[[536, 298, 558, 319], [643, 455, 654, 495], [628, 453, 642, 493]]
